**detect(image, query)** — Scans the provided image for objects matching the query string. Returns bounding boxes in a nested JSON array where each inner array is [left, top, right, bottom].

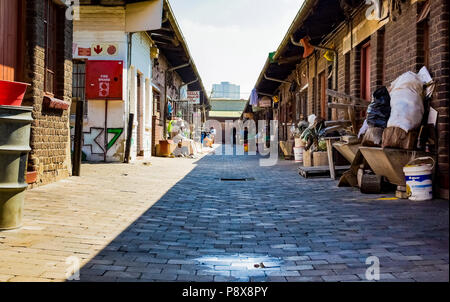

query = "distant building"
[[208, 98, 247, 144], [212, 82, 240, 99]]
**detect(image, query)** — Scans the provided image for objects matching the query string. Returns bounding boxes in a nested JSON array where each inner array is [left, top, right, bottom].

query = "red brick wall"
[[152, 115, 164, 155], [284, 1, 449, 197], [384, 2, 422, 84], [428, 0, 449, 194], [21, 0, 73, 186], [370, 28, 385, 93]]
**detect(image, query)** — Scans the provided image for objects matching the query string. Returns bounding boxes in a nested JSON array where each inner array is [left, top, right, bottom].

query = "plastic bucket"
[[403, 157, 434, 201], [294, 147, 304, 163], [0, 80, 29, 106]]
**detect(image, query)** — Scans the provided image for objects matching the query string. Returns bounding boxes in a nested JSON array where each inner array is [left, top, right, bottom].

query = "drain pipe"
[[124, 32, 134, 163], [169, 60, 191, 72], [185, 78, 198, 86], [290, 35, 338, 91], [264, 74, 291, 84]]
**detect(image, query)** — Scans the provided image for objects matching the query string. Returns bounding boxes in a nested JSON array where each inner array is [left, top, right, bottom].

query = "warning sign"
[[187, 91, 200, 104]]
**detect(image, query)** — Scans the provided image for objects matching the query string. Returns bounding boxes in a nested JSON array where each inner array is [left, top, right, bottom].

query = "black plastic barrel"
[[0, 105, 33, 230]]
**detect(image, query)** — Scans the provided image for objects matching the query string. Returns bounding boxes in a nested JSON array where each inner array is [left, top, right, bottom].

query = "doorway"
[[319, 71, 327, 119], [0, 0, 25, 82]]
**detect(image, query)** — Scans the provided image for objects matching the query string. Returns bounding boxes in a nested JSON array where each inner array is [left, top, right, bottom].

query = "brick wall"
[[384, 2, 421, 84], [370, 28, 385, 93], [279, 0, 448, 198], [22, 0, 73, 187], [428, 0, 449, 195]]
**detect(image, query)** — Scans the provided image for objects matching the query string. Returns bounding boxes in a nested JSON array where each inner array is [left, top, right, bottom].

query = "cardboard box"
[[382, 127, 418, 150]]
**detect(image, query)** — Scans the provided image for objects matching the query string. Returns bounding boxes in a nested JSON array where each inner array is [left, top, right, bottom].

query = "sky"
[[169, 0, 304, 99]]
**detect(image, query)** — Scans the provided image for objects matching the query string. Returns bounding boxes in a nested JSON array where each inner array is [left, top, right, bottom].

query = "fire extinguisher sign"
[[98, 75, 111, 97], [86, 60, 123, 100]]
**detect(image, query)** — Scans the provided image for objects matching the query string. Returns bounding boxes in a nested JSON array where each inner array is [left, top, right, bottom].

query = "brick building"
[[150, 0, 209, 155], [1, 0, 74, 186], [252, 0, 449, 199]]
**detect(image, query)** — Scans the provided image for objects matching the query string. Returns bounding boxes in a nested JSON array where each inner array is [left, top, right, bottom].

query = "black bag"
[[366, 86, 391, 128]]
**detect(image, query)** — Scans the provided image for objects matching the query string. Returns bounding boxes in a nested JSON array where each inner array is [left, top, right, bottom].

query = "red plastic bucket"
[[0, 80, 29, 106]]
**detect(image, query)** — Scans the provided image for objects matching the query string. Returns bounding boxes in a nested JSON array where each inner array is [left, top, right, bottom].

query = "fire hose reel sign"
[[86, 60, 123, 100]]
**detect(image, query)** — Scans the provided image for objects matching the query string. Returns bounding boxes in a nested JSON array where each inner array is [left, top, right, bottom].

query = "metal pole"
[[124, 113, 134, 163], [72, 100, 84, 176], [104, 100, 108, 162]]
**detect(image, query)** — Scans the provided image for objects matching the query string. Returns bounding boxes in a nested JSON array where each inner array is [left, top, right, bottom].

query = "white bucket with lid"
[[293, 147, 304, 163], [403, 157, 434, 201]]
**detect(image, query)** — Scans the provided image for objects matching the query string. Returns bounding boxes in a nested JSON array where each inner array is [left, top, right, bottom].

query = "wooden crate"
[[313, 151, 329, 167], [303, 150, 313, 167]]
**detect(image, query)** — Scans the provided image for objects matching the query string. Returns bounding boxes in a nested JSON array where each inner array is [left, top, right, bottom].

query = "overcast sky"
[[169, 0, 304, 99]]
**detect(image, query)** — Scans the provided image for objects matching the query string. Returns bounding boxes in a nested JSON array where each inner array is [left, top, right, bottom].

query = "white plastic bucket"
[[294, 138, 304, 148], [403, 157, 434, 201], [294, 147, 304, 163]]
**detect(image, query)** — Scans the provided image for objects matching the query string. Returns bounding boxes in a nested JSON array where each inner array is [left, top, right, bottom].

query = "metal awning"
[[254, 0, 361, 95]]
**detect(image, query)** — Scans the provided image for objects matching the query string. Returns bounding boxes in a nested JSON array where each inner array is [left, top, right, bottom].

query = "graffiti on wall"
[[106, 128, 124, 150], [83, 127, 124, 155]]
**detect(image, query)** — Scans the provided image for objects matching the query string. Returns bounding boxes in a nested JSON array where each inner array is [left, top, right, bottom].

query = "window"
[[319, 71, 327, 119], [360, 42, 371, 102], [71, 60, 87, 116], [153, 89, 161, 114], [44, 0, 59, 95]]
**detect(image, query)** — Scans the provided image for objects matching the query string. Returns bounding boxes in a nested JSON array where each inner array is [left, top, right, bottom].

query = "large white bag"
[[387, 71, 424, 132]]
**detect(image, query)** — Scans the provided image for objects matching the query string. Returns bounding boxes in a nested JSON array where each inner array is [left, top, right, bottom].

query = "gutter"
[[264, 74, 291, 85]]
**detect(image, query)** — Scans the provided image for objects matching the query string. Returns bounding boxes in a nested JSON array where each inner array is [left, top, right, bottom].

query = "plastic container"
[[0, 80, 29, 106], [403, 157, 434, 201], [293, 147, 304, 163]]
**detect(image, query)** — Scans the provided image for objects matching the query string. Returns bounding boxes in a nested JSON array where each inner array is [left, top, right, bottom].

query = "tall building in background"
[[212, 82, 240, 99]]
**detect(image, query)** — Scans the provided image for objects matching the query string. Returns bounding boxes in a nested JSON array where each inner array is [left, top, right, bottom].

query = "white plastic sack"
[[308, 114, 317, 125], [358, 119, 369, 139], [387, 71, 424, 132]]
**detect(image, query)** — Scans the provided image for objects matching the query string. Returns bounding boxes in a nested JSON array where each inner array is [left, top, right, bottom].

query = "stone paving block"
[[140, 273, 178, 281], [321, 274, 361, 282], [103, 271, 141, 279], [0, 152, 447, 282], [300, 269, 336, 277], [176, 275, 214, 282], [8, 276, 53, 282], [91, 265, 126, 272]]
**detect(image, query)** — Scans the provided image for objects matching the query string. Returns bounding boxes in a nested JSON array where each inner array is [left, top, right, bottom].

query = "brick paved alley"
[[0, 151, 448, 282]]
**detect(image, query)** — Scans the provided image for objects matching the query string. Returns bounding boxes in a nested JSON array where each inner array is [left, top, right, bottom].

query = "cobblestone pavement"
[[1, 148, 448, 282]]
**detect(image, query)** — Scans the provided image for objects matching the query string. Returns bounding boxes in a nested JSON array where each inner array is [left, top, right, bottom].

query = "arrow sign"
[[93, 45, 103, 55]]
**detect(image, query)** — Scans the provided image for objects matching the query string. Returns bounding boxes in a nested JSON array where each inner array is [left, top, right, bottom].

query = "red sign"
[[93, 45, 103, 55], [86, 60, 123, 100], [78, 47, 91, 56]]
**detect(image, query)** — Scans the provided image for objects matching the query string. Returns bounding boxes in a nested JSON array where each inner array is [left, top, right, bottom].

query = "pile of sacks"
[[359, 67, 432, 149]]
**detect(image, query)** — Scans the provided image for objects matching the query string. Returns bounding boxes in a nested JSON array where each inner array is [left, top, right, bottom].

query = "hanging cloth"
[[249, 88, 259, 106]]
